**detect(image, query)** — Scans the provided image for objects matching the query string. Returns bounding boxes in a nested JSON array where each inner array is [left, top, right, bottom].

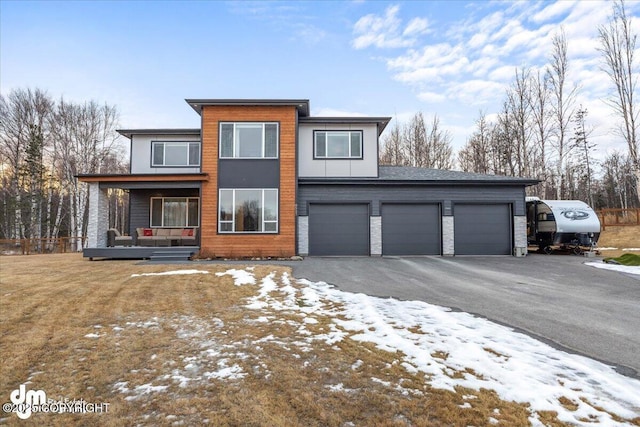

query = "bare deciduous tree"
[[0, 88, 53, 240], [547, 28, 578, 199], [380, 112, 453, 169], [0, 87, 124, 248], [50, 98, 120, 249], [458, 111, 492, 174], [530, 70, 553, 198], [598, 0, 640, 202]]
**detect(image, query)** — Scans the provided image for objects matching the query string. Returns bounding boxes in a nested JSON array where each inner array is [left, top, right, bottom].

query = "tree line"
[[380, 0, 639, 210], [0, 88, 128, 245], [1, 3, 637, 244]]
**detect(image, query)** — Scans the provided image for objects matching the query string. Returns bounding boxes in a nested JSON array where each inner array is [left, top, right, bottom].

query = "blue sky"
[[2, 0, 639, 161]]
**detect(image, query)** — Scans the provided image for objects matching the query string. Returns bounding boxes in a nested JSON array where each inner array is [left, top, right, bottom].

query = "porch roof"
[[77, 173, 208, 183], [76, 173, 208, 189]]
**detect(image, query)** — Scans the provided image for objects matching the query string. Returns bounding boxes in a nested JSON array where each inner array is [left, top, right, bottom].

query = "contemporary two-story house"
[[78, 98, 537, 260]]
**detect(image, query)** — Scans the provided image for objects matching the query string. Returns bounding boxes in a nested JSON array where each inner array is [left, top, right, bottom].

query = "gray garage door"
[[309, 204, 369, 256], [454, 204, 512, 255], [382, 204, 441, 255]]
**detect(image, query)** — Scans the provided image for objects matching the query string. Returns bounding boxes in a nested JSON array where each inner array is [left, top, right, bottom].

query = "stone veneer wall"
[[297, 216, 309, 256], [513, 215, 527, 256], [442, 216, 454, 256], [87, 183, 109, 248], [370, 216, 381, 256]]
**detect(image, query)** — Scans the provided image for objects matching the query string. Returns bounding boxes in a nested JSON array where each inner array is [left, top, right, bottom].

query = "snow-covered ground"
[[112, 267, 640, 426], [586, 262, 640, 275]]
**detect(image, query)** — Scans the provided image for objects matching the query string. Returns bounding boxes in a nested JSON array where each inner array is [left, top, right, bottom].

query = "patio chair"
[[107, 228, 133, 247]]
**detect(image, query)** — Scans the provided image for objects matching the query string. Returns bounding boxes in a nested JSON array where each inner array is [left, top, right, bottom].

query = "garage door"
[[454, 204, 512, 255], [382, 204, 441, 255], [309, 204, 369, 256]]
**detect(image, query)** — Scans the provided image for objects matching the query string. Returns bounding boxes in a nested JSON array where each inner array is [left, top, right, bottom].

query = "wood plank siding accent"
[[200, 105, 297, 257]]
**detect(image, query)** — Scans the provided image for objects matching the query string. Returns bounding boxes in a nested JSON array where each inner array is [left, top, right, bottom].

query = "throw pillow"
[[143, 228, 153, 236]]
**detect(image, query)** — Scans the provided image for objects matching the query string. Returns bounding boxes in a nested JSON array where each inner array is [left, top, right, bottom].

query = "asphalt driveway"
[[289, 254, 640, 379]]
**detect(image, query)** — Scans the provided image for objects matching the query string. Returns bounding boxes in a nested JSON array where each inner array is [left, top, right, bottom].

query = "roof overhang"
[[117, 129, 201, 139], [76, 173, 208, 183], [298, 178, 540, 186], [299, 116, 392, 136], [185, 99, 310, 117]]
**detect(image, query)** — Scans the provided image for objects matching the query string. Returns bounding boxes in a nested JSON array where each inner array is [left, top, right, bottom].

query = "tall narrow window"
[[314, 131, 363, 159], [219, 123, 279, 159]]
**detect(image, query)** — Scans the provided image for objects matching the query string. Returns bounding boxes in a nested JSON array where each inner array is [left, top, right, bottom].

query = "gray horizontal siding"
[[297, 184, 526, 216], [129, 189, 200, 239]]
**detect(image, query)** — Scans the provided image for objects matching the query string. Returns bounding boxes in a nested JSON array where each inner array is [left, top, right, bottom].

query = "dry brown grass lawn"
[[598, 225, 640, 258], [0, 254, 633, 426]]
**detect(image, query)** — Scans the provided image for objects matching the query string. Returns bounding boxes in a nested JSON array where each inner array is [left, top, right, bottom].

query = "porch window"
[[219, 123, 279, 158], [152, 141, 200, 166], [314, 131, 362, 159], [218, 189, 278, 233], [150, 197, 200, 227]]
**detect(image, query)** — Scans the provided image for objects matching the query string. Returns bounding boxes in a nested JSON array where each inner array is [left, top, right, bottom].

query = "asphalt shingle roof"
[[378, 166, 538, 183]]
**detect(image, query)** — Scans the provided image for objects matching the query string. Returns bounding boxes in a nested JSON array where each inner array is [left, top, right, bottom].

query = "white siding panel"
[[298, 123, 378, 178], [130, 134, 201, 174]]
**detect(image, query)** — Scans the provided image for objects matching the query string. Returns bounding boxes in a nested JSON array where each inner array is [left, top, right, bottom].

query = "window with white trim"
[[218, 189, 278, 233], [152, 141, 200, 166], [150, 197, 200, 227], [314, 131, 362, 159], [220, 122, 279, 158]]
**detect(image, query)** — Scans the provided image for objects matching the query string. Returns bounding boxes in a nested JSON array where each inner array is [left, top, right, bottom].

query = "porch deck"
[[83, 246, 199, 260]]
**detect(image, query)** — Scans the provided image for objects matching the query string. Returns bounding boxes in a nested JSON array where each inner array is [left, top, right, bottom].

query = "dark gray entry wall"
[[129, 188, 200, 236], [382, 203, 441, 255], [309, 204, 369, 256], [454, 204, 512, 255]]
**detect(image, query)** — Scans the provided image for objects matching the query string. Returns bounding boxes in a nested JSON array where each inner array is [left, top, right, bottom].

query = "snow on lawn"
[[114, 267, 640, 425], [131, 270, 209, 278], [218, 268, 640, 426], [586, 262, 640, 275]]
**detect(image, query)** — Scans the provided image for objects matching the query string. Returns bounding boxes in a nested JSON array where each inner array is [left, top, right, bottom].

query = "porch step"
[[149, 249, 195, 262]]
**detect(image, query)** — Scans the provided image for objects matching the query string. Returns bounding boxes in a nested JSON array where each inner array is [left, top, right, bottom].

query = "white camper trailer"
[[526, 197, 601, 254]]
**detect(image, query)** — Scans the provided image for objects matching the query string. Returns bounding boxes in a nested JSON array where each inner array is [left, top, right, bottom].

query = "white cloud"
[[488, 65, 518, 82], [531, 0, 576, 24], [352, 4, 428, 49], [292, 23, 327, 45], [403, 17, 430, 36], [351, 0, 637, 158], [417, 91, 446, 103], [449, 80, 507, 107]]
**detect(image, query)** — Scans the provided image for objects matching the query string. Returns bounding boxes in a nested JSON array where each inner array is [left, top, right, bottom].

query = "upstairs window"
[[314, 131, 362, 159], [220, 122, 279, 158], [152, 141, 200, 167]]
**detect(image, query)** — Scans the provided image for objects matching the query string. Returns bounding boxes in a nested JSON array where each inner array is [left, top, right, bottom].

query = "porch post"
[[87, 183, 109, 248]]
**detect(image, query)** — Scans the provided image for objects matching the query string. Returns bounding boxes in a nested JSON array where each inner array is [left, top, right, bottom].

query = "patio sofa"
[[107, 228, 133, 247], [135, 227, 198, 247]]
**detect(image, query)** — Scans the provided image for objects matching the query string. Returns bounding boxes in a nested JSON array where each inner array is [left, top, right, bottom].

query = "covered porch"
[[78, 173, 208, 260]]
